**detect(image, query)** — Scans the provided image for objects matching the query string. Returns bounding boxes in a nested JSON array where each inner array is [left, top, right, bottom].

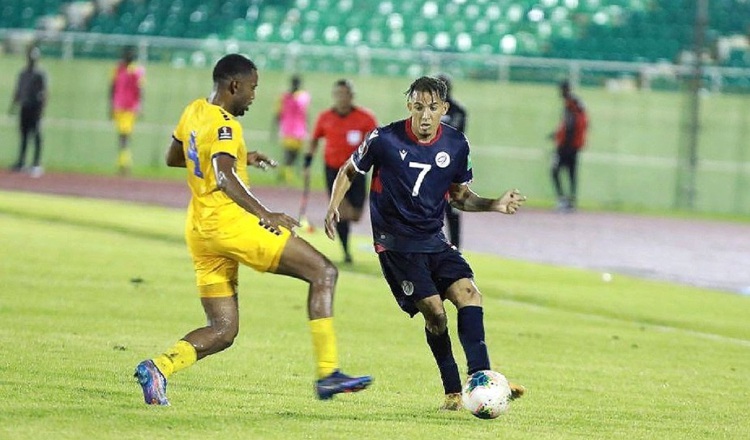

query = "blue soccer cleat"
[[315, 370, 373, 400], [134, 360, 170, 406]]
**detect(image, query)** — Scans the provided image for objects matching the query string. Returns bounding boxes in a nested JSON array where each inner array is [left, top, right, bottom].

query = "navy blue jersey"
[[351, 119, 473, 252]]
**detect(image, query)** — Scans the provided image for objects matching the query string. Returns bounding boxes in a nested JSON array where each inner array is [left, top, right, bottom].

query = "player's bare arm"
[[324, 160, 357, 239], [213, 153, 299, 234], [165, 138, 186, 168], [449, 183, 526, 214]]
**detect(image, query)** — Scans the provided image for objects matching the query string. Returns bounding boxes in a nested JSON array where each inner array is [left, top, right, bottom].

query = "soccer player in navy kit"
[[325, 76, 526, 410]]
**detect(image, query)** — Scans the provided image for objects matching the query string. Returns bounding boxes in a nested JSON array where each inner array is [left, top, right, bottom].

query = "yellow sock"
[[309, 317, 339, 379], [152, 340, 197, 379], [118, 149, 132, 169]]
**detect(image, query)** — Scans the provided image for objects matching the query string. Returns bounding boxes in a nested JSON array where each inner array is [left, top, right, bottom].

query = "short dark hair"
[[404, 76, 447, 101], [213, 54, 257, 83], [334, 78, 353, 92]]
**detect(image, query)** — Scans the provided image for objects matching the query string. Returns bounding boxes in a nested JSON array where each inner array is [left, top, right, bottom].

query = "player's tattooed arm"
[[165, 138, 186, 167], [449, 184, 526, 214]]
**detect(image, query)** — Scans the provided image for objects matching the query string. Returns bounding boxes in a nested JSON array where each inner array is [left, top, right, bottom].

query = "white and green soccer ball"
[[461, 370, 512, 419]]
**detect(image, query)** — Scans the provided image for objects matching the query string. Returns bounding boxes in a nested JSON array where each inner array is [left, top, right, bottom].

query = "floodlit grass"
[[0, 191, 749, 439]]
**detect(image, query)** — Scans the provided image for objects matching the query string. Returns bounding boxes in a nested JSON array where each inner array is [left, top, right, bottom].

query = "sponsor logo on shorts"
[[218, 126, 233, 140], [401, 280, 414, 296]]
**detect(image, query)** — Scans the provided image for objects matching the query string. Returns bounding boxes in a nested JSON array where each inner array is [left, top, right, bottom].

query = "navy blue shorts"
[[326, 165, 366, 210], [377, 248, 474, 317]]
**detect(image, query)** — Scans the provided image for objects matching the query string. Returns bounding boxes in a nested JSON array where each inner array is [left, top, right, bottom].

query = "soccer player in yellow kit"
[[134, 54, 372, 405]]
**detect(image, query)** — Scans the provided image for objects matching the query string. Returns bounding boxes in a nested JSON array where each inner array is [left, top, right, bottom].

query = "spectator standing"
[[551, 80, 588, 212], [9, 46, 47, 178]]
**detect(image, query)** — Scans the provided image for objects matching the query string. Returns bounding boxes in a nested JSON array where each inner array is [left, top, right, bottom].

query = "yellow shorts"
[[282, 137, 304, 151], [186, 212, 292, 298], [113, 110, 136, 135]]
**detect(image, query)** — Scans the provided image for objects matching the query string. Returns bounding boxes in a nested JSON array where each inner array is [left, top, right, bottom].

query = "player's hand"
[[247, 151, 278, 171], [259, 212, 299, 235], [493, 189, 526, 214], [324, 208, 340, 240]]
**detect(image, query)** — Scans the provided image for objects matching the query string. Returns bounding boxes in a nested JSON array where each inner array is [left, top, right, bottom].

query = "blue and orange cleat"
[[315, 370, 372, 400], [134, 360, 170, 406]]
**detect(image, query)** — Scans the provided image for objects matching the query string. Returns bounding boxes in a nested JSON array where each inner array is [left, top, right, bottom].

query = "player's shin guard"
[[425, 327, 462, 394], [457, 306, 490, 375]]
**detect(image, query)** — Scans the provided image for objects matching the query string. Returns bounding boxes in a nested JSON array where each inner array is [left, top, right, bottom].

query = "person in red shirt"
[[551, 80, 588, 212], [303, 79, 377, 263]]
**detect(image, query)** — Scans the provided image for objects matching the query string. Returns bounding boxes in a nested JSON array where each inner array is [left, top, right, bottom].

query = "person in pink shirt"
[[272, 75, 310, 184], [109, 46, 145, 176]]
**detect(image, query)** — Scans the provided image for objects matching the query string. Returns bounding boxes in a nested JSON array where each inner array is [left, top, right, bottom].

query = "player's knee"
[[316, 260, 338, 286], [448, 284, 482, 307], [214, 327, 238, 351], [425, 312, 448, 335], [304, 258, 338, 295]]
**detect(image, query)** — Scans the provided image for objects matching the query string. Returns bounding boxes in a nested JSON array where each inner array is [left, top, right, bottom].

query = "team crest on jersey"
[[401, 280, 414, 296], [218, 126, 233, 140], [435, 151, 451, 168]]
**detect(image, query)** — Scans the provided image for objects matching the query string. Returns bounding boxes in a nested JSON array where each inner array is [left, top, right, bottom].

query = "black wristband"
[[303, 154, 313, 168]]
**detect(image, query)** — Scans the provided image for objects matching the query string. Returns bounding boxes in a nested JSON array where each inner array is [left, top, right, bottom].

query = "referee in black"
[[9, 46, 47, 177], [436, 73, 467, 250]]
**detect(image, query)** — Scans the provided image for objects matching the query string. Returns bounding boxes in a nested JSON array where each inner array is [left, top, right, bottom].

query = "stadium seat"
[[3, 0, 745, 69]]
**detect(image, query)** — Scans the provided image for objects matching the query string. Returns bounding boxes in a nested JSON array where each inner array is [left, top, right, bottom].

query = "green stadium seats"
[[4, 0, 749, 69]]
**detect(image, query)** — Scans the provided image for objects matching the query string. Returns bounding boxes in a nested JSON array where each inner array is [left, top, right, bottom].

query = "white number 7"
[[409, 162, 432, 196]]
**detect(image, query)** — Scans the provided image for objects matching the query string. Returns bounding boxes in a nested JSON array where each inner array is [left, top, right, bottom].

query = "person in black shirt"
[[437, 74, 467, 249], [9, 46, 47, 177]]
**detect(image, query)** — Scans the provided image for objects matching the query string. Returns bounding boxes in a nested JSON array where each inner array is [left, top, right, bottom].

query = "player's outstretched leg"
[[134, 359, 169, 405], [274, 236, 373, 400]]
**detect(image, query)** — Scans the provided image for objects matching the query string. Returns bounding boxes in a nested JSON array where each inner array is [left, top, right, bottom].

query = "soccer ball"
[[461, 370, 512, 419]]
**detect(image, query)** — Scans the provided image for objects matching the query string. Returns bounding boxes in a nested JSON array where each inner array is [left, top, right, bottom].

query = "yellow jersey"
[[172, 98, 248, 231]]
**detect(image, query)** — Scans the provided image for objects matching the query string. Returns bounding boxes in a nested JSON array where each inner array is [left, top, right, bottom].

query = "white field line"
[[344, 269, 750, 349], [2, 116, 749, 173]]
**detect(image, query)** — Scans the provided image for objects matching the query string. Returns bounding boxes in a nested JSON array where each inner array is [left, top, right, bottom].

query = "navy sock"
[[457, 306, 491, 375], [336, 220, 350, 256], [425, 327, 462, 394]]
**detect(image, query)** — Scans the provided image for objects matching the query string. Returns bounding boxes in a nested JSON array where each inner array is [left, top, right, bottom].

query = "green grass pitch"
[[0, 191, 748, 439], [0, 54, 749, 215]]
